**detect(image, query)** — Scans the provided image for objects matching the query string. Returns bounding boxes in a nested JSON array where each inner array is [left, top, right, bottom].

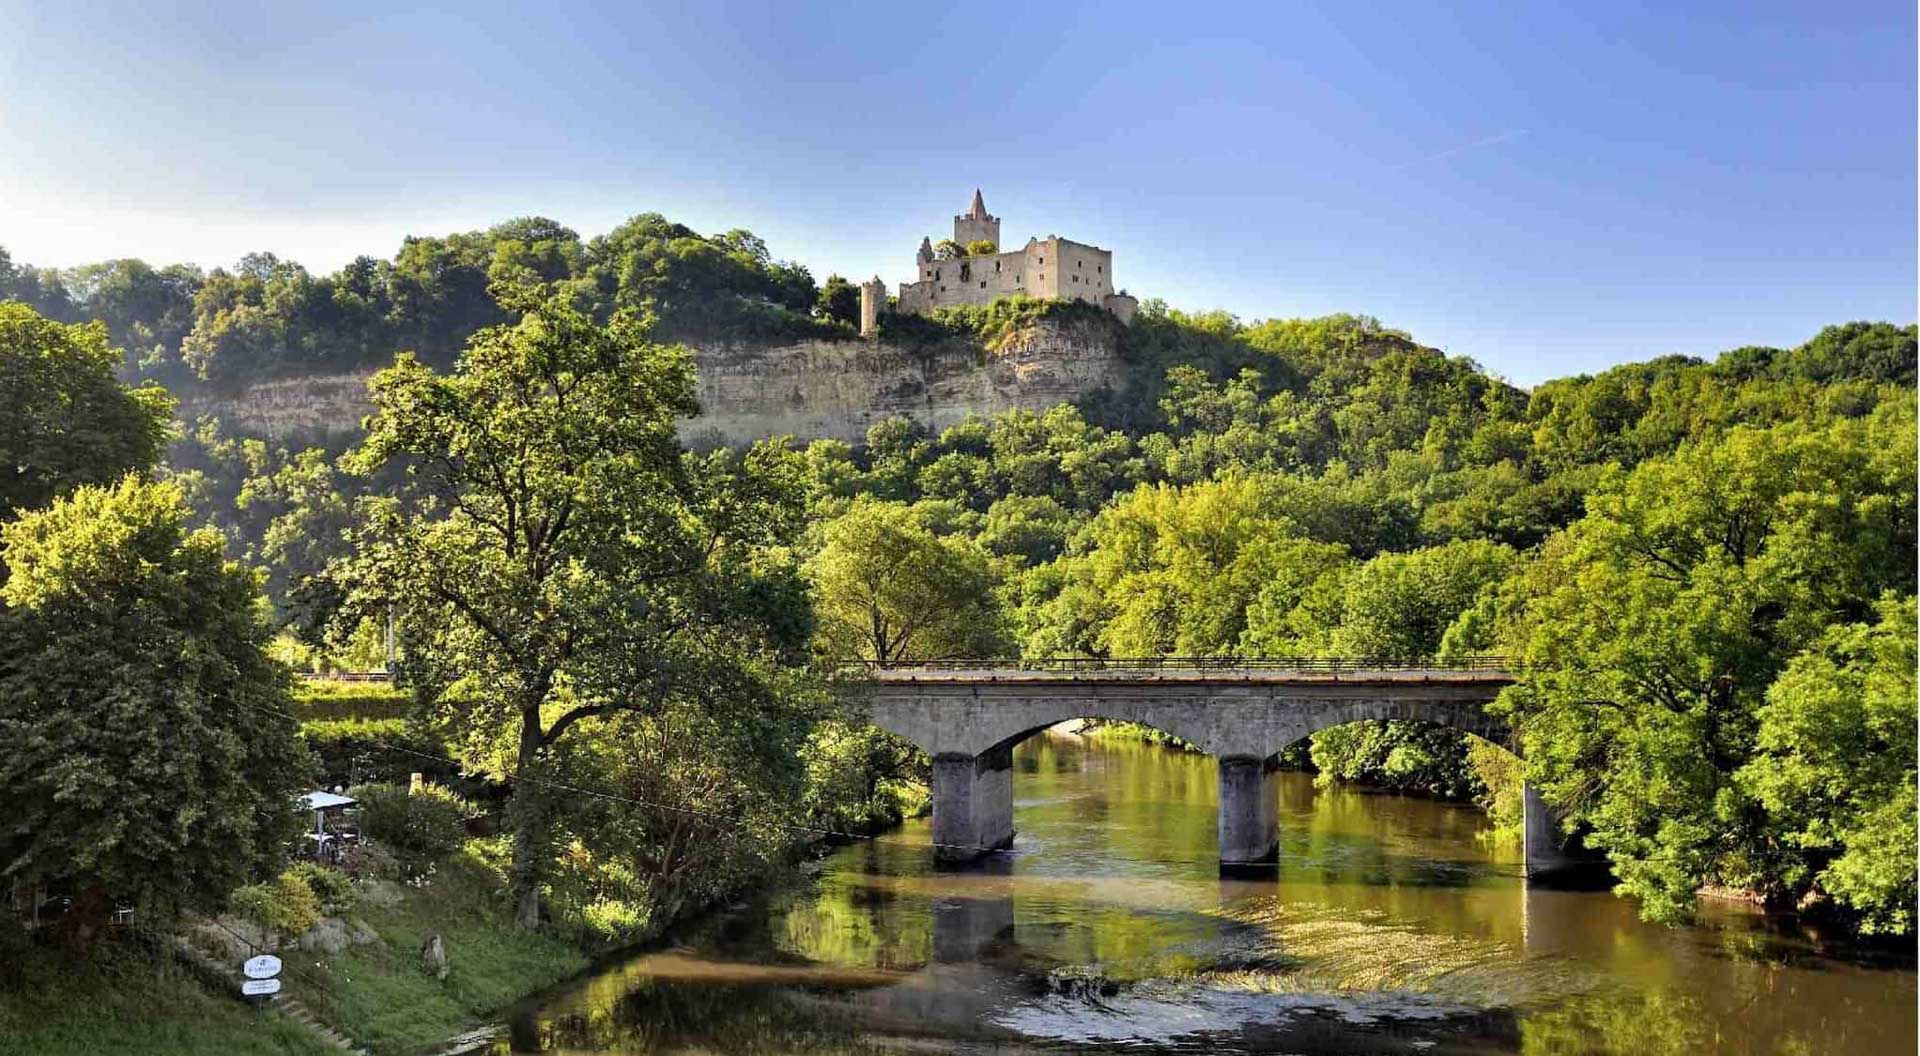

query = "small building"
[[861, 190, 1137, 334]]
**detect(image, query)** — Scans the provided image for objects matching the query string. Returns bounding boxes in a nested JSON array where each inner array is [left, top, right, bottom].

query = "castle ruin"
[[860, 190, 1137, 334]]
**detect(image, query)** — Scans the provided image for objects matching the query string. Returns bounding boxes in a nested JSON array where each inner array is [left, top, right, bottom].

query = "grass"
[[279, 851, 588, 1055], [0, 948, 333, 1056]]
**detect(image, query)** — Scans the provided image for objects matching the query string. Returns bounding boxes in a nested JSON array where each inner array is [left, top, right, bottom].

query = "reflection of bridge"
[[854, 658, 1579, 877]]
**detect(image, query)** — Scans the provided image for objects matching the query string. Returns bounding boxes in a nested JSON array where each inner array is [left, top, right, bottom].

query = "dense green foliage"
[[348, 783, 475, 876], [0, 303, 171, 518], [1484, 405, 1915, 922], [0, 477, 311, 935], [1735, 598, 1917, 933], [2, 216, 844, 394]]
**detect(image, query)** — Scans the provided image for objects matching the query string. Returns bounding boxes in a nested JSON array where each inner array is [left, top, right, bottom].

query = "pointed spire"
[[917, 236, 934, 263], [967, 188, 988, 219]]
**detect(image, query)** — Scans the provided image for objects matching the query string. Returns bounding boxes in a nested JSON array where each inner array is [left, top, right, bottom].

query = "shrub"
[[300, 718, 456, 786], [230, 872, 321, 940], [289, 681, 412, 721], [285, 861, 356, 915], [337, 840, 401, 882], [349, 783, 475, 875]]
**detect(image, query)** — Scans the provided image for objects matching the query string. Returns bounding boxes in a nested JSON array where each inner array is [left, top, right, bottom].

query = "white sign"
[[242, 954, 283, 980], [241, 977, 283, 997]]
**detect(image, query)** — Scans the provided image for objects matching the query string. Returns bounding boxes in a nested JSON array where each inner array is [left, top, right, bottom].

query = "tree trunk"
[[508, 708, 547, 931]]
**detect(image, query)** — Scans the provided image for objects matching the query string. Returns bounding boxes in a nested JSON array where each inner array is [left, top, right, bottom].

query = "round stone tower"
[[859, 276, 887, 336]]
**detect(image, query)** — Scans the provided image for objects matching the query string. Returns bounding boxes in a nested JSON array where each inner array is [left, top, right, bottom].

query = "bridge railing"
[[847, 656, 1515, 676]]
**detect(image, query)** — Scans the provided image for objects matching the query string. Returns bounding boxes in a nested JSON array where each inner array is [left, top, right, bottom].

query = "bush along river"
[[493, 731, 1917, 1055]]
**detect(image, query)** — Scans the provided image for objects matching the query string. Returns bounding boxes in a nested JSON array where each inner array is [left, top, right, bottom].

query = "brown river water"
[[494, 731, 1917, 1055]]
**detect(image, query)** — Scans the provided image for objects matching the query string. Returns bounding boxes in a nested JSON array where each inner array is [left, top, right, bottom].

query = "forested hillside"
[[3, 217, 1913, 935]]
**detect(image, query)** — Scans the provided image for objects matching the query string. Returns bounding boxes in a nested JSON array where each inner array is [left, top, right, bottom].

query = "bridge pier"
[[1522, 782, 1582, 877], [931, 745, 1015, 862], [1217, 755, 1280, 865]]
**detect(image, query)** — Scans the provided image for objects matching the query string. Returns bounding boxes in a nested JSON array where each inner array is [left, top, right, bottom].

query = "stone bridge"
[[854, 658, 1580, 877]]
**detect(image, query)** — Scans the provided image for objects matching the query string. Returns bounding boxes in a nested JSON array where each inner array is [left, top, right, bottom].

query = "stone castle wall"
[[897, 238, 1116, 315]]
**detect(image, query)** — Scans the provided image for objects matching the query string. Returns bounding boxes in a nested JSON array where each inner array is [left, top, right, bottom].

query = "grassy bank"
[[0, 949, 333, 1056], [277, 852, 588, 1055]]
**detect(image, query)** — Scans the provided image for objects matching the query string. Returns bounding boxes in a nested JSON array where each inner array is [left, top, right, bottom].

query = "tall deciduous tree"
[[343, 289, 807, 929], [806, 499, 1003, 663], [0, 303, 172, 519], [0, 477, 310, 940]]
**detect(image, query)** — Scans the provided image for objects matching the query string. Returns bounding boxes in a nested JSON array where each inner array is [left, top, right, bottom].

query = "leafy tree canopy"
[[0, 303, 172, 519], [0, 476, 310, 936]]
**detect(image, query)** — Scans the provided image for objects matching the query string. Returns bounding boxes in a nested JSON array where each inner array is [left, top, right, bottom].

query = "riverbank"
[[266, 852, 587, 1055], [0, 946, 337, 1056]]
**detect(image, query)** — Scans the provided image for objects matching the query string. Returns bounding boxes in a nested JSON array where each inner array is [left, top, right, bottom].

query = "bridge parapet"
[[848, 656, 1516, 678]]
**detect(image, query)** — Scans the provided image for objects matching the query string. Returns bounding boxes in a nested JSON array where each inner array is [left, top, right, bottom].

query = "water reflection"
[[500, 730, 1916, 1055]]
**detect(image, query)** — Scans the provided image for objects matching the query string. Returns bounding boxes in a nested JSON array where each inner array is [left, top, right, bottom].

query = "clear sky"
[[0, 1, 1912, 384]]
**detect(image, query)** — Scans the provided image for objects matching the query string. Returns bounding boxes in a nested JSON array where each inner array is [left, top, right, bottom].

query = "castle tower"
[[859, 276, 887, 337], [917, 236, 935, 264], [952, 189, 1000, 251]]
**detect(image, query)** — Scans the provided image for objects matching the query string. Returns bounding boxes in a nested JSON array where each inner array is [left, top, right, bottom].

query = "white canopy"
[[299, 791, 357, 811]]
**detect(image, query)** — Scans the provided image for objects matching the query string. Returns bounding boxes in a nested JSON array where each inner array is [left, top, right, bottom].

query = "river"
[[495, 730, 1917, 1054]]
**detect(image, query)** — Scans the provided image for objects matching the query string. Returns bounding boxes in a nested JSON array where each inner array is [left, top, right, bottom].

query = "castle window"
[[994, 260, 1001, 273], [980, 281, 986, 288], [935, 269, 941, 280]]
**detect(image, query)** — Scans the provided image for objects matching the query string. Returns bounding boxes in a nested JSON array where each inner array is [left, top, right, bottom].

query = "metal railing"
[[848, 656, 1516, 676]]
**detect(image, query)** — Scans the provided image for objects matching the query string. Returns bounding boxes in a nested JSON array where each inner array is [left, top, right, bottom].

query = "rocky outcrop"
[[177, 315, 1126, 448], [178, 369, 379, 442], [683, 315, 1125, 448]]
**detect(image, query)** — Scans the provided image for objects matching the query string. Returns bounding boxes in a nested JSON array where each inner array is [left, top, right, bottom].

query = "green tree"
[[0, 303, 172, 519], [0, 477, 310, 939], [815, 274, 860, 327], [964, 239, 998, 256], [1327, 539, 1519, 658], [1735, 596, 1917, 933], [806, 499, 1004, 662], [343, 289, 808, 928], [933, 239, 965, 261]]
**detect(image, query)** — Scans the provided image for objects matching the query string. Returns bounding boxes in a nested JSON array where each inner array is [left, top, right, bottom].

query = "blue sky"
[[0, 1, 1911, 384]]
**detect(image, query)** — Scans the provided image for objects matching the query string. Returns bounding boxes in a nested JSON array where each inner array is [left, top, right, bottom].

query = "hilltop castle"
[[859, 190, 1137, 335]]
